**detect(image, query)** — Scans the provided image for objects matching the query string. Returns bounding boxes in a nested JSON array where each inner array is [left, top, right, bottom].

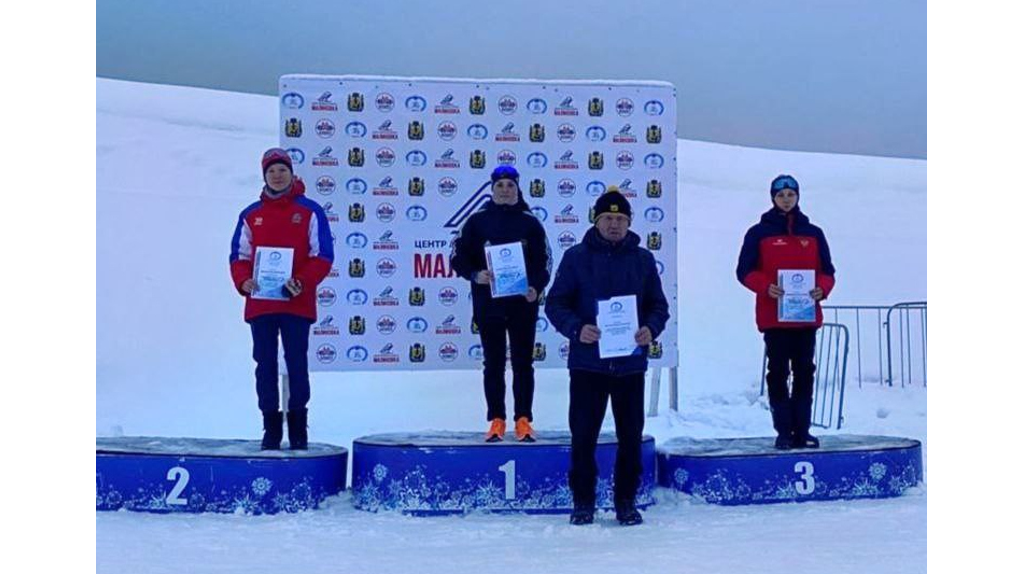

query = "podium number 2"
[[498, 460, 516, 500], [166, 466, 190, 506], [794, 461, 815, 495]]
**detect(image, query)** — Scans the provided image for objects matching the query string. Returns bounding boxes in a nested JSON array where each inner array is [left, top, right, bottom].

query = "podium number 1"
[[498, 460, 516, 500], [166, 466, 191, 506], [794, 461, 815, 495]]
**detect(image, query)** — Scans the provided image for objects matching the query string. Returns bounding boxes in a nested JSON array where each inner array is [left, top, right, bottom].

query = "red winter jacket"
[[736, 206, 836, 331], [229, 179, 334, 322]]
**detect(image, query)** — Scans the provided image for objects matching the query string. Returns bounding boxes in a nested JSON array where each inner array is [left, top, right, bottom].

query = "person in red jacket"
[[736, 174, 836, 450], [229, 148, 334, 450]]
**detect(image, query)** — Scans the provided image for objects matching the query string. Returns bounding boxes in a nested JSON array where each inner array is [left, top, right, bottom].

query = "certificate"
[[778, 269, 816, 322], [252, 246, 294, 301], [485, 242, 529, 298], [597, 295, 640, 359]]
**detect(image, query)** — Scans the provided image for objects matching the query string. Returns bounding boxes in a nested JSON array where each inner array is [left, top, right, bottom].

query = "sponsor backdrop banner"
[[279, 75, 678, 371]]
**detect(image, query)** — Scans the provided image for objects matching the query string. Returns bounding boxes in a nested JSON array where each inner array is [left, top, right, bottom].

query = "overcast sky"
[[97, 0, 926, 159]]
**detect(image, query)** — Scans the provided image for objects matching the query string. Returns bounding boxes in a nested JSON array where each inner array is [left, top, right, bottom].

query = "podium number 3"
[[498, 460, 516, 500], [794, 461, 815, 495], [166, 466, 191, 506]]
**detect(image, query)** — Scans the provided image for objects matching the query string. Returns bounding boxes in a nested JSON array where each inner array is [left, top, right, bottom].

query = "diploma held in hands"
[[778, 269, 816, 322], [597, 295, 640, 359], [485, 242, 529, 298], [252, 246, 294, 301]]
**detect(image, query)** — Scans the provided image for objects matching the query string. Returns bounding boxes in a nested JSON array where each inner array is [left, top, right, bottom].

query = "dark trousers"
[[568, 369, 646, 507], [764, 328, 818, 438], [250, 313, 313, 413], [477, 305, 539, 422]]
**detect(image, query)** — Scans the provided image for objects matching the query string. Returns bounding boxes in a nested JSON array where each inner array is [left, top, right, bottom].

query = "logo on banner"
[[555, 97, 579, 116], [406, 205, 428, 222], [376, 315, 397, 335], [527, 98, 548, 114], [376, 147, 396, 167], [347, 147, 365, 167], [656, 260, 665, 275], [616, 179, 638, 198], [406, 150, 427, 167], [281, 92, 305, 109], [284, 118, 302, 138], [536, 318, 550, 333], [347, 289, 368, 306], [376, 203, 396, 222], [316, 344, 338, 364], [437, 121, 458, 141], [373, 286, 400, 307], [555, 204, 580, 224], [557, 124, 577, 143], [347, 92, 365, 112], [470, 149, 486, 169], [318, 287, 337, 307], [498, 95, 517, 114], [373, 343, 400, 364], [588, 151, 604, 170], [469, 95, 486, 115], [613, 124, 637, 143], [439, 342, 459, 362], [409, 177, 426, 196], [496, 123, 521, 142], [467, 123, 489, 140], [310, 91, 337, 111], [348, 203, 365, 222], [588, 97, 604, 116], [531, 206, 549, 221], [438, 177, 457, 197], [435, 94, 460, 114], [555, 151, 578, 170], [345, 121, 368, 138], [408, 287, 426, 306], [530, 179, 546, 198], [407, 317, 428, 333], [617, 151, 634, 170], [316, 176, 336, 196], [557, 179, 576, 197], [644, 100, 665, 116], [347, 178, 368, 195], [649, 340, 664, 358], [644, 153, 665, 169], [559, 341, 570, 361], [377, 257, 397, 278], [616, 98, 635, 116], [434, 149, 460, 169], [408, 121, 425, 140], [470, 344, 484, 361], [347, 346, 369, 363], [586, 126, 607, 142], [373, 230, 399, 251], [409, 343, 426, 363], [316, 119, 336, 138], [647, 231, 662, 250], [322, 202, 340, 223], [533, 343, 547, 361], [346, 232, 368, 249], [373, 176, 399, 196], [646, 125, 662, 143], [313, 315, 341, 337], [558, 231, 577, 249], [438, 286, 459, 306], [372, 120, 398, 140], [497, 150, 517, 166], [645, 207, 666, 222], [471, 320, 480, 334], [405, 95, 427, 112], [647, 179, 663, 198], [436, 315, 462, 335], [286, 148, 305, 165], [348, 316, 366, 335], [375, 92, 395, 112], [348, 258, 366, 278], [529, 123, 546, 142]]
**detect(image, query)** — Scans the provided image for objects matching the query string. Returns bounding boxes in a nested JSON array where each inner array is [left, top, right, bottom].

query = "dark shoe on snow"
[[774, 434, 793, 450], [261, 411, 284, 450], [794, 433, 820, 449], [615, 500, 644, 526], [570, 505, 595, 525], [287, 408, 308, 450]]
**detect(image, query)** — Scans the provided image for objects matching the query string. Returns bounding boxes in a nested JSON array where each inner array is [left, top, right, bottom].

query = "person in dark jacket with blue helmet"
[[450, 165, 553, 443], [545, 188, 670, 526]]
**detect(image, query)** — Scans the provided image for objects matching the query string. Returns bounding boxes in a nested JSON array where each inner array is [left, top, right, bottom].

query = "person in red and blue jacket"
[[736, 174, 836, 450], [229, 148, 334, 450]]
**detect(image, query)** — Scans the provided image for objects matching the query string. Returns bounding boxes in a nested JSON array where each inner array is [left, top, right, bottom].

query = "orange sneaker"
[[515, 417, 536, 442], [485, 418, 506, 442]]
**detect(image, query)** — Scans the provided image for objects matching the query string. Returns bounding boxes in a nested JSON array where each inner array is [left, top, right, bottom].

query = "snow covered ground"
[[96, 78, 926, 574]]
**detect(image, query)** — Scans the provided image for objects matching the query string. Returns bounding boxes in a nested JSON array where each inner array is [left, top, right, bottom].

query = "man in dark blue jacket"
[[545, 188, 670, 526]]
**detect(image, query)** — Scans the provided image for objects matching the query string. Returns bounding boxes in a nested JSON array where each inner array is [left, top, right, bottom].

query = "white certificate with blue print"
[[252, 246, 294, 301], [485, 242, 529, 298], [778, 269, 816, 322], [598, 295, 640, 359]]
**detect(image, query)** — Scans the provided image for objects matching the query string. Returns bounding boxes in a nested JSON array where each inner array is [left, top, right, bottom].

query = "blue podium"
[[351, 432, 657, 515], [96, 437, 348, 514], [657, 435, 922, 505]]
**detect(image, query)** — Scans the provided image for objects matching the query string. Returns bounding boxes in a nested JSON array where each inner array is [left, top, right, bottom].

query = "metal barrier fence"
[[760, 323, 850, 430], [819, 302, 927, 388]]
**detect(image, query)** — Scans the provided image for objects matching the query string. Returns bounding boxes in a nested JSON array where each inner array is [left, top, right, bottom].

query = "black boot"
[[770, 400, 793, 450], [615, 499, 643, 526], [793, 433, 820, 449], [287, 408, 308, 450], [261, 411, 283, 450], [570, 504, 595, 525], [774, 434, 793, 450]]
